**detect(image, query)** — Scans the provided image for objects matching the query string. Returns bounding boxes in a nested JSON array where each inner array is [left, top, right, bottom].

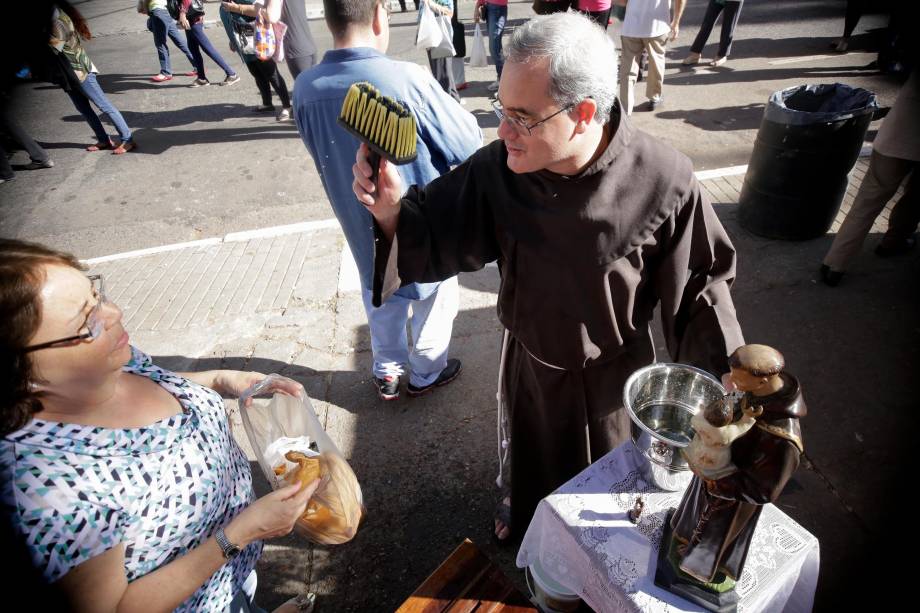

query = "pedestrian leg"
[[427, 52, 459, 101], [361, 288, 411, 383], [149, 9, 172, 75], [190, 22, 237, 78], [0, 144, 13, 180], [486, 4, 507, 80], [406, 277, 458, 388], [186, 24, 206, 79], [163, 9, 196, 69], [79, 74, 132, 144], [285, 54, 315, 82], [264, 61, 291, 108], [823, 151, 913, 271], [717, 1, 743, 59], [65, 89, 111, 144], [690, 0, 723, 55], [882, 168, 919, 243], [644, 34, 668, 103], [1, 115, 51, 165], [246, 61, 273, 107], [618, 36, 642, 115]]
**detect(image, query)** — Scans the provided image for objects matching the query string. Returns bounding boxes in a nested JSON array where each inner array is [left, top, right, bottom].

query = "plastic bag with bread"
[[239, 374, 364, 545]]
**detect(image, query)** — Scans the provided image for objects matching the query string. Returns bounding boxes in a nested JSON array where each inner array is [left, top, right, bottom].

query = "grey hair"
[[506, 11, 618, 124]]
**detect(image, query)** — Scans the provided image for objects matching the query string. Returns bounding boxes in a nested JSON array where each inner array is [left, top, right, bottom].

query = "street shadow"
[[96, 73, 192, 93], [667, 34, 882, 65], [471, 108, 498, 130], [56, 103, 260, 129], [663, 61, 886, 87], [656, 103, 764, 132], [126, 124, 299, 154]]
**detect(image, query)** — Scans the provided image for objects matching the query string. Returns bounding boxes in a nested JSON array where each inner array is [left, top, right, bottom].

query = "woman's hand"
[[215, 371, 305, 403], [225, 480, 319, 544], [179, 13, 191, 30]]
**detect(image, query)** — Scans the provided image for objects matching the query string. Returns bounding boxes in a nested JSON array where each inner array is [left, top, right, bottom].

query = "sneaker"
[[220, 74, 240, 86], [487, 80, 500, 92], [151, 73, 172, 83], [710, 56, 728, 67], [276, 107, 291, 122], [189, 78, 210, 88], [649, 96, 663, 111], [819, 264, 843, 287], [407, 359, 462, 398], [22, 159, 54, 170], [374, 375, 400, 401]]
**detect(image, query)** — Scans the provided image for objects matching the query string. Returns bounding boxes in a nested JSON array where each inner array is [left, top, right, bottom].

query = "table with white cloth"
[[516, 443, 820, 612]]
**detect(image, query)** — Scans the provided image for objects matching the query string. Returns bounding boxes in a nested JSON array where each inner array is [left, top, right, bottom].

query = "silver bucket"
[[623, 363, 725, 491]]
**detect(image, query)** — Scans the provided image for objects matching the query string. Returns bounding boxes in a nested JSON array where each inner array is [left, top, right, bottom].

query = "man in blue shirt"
[[293, 0, 482, 400]]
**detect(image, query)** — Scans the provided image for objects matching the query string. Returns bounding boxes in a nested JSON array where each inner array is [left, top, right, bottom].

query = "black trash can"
[[738, 83, 879, 240]]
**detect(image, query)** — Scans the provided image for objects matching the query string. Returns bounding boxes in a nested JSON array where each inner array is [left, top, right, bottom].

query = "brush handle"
[[368, 149, 381, 186]]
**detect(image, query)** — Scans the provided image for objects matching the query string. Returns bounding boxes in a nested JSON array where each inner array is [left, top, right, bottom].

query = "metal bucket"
[[623, 363, 725, 491]]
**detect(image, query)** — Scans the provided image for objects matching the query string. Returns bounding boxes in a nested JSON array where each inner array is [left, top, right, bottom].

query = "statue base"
[[654, 510, 740, 613]]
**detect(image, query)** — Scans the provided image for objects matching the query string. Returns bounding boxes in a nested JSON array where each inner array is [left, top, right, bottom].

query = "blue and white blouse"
[[0, 347, 261, 612]]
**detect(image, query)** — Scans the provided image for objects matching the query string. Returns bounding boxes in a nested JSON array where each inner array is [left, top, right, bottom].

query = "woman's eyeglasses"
[[21, 275, 107, 353]]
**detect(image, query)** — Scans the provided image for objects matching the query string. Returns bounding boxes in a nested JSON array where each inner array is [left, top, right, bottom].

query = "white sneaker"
[[487, 81, 500, 92]]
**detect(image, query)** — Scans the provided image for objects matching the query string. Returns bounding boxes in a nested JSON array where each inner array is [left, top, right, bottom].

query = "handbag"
[[232, 18, 256, 56], [272, 20, 288, 62], [469, 22, 488, 67], [254, 13, 276, 60], [187, 0, 205, 20], [429, 14, 456, 59], [415, 2, 442, 49], [532, 0, 572, 16]]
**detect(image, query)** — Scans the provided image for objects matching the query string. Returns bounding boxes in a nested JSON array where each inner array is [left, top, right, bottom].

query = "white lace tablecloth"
[[517, 443, 820, 612]]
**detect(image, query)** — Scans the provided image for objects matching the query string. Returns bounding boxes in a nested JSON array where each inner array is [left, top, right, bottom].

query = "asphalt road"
[[0, 0, 902, 260]]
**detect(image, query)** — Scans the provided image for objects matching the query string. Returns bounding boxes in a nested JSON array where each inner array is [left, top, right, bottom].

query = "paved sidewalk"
[[82, 158, 912, 611]]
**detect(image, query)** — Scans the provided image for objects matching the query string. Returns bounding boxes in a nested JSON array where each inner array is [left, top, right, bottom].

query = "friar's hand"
[[352, 143, 403, 239]]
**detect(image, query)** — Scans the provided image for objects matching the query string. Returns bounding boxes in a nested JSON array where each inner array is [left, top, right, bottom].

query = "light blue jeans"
[[69, 73, 132, 144], [485, 3, 507, 79], [361, 276, 459, 387]]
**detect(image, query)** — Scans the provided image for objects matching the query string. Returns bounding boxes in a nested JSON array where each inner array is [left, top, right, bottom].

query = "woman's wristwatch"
[[215, 527, 242, 560]]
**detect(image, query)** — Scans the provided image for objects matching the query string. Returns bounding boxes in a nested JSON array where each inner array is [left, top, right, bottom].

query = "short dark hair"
[[323, 0, 380, 40], [0, 239, 85, 435], [703, 397, 733, 428]]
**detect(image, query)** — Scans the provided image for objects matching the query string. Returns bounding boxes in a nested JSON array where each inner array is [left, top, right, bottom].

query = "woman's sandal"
[[86, 140, 114, 152], [112, 141, 136, 155], [492, 498, 513, 547]]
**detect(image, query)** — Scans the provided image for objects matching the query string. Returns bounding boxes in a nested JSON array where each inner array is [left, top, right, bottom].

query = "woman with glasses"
[[0, 238, 318, 612]]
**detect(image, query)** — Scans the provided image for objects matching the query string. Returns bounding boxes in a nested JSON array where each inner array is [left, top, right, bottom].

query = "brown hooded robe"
[[372, 103, 745, 534]]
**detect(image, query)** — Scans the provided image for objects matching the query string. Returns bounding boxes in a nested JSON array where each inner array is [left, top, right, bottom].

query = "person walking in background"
[[474, 0, 507, 93], [619, 0, 685, 114], [222, 0, 318, 81], [425, 0, 460, 101], [682, 0, 743, 67], [451, 0, 468, 90], [831, 0, 866, 53], [220, 1, 293, 120], [578, 0, 612, 30], [294, 0, 481, 401], [1, 106, 54, 183], [179, 0, 240, 87], [50, 5, 135, 154], [820, 69, 919, 286], [138, 0, 197, 82]]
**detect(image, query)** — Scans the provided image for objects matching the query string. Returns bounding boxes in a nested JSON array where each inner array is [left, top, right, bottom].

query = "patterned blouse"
[[0, 348, 261, 612]]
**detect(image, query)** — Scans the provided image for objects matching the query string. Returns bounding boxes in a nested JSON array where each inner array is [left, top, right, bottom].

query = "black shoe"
[[407, 359, 462, 398], [874, 237, 916, 258], [374, 375, 400, 401], [819, 264, 844, 287], [649, 97, 663, 111]]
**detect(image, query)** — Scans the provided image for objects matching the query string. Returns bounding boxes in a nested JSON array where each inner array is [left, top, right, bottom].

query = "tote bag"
[[415, 2, 442, 49], [469, 23, 488, 68]]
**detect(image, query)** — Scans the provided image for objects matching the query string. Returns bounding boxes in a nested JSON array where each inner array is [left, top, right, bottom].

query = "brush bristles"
[[339, 82, 417, 164]]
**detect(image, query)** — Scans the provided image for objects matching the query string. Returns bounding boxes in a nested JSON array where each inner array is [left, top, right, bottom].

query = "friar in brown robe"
[[671, 344, 806, 584], [353, 13, 745, 536]]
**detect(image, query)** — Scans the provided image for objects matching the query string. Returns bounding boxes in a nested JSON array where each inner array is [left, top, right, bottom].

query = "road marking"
[[224, 219, 341, 242], [768, 52, 871, 65]]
